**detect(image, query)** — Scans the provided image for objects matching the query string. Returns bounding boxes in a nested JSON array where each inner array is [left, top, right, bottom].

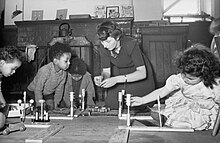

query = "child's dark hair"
[[68, 57, 87, 75], [175, 43, 220, 88], [96, 20, 123, 41], [0, 46, 24, 63], [49, 42, 71, 61]]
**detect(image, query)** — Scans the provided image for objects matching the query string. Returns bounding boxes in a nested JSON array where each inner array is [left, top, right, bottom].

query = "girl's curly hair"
[[175, 43, 220, 88], [96, 20, 123, 41], [0, 46, 24, 63]]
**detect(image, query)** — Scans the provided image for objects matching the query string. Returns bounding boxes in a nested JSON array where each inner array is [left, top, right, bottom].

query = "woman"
[[209, 17, 220, 58], [94, 20, 155, 109]]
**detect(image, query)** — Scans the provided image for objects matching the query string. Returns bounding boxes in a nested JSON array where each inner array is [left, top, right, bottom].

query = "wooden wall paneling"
[[141, 25, 189, 88], [70, 46, 93, 75]]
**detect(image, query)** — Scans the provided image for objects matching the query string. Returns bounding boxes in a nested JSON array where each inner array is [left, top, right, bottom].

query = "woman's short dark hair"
[[96, 20, 123, 41]]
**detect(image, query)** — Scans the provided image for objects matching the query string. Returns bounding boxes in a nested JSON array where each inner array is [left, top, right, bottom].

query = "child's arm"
[[0, 82, 6, 106], [54, 72, 68, 108], [81, 73, 96, 105], [32, 68, 50, 107], [131, 86, 170, 107], [62, 73, 73, 107]]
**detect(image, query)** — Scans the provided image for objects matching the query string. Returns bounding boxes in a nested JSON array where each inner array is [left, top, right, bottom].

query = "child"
[[64, 57, 95, 108], [131, 43, 220, 130], [27, 42, 71, 111], [209, 17, 220, 58], [0, 46, 23, 129]]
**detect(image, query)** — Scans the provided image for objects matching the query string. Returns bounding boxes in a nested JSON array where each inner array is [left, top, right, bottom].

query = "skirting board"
[[118, 125, 194, 132]]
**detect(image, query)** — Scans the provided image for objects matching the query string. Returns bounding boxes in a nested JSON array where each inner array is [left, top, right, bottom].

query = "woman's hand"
[[100, 77, 118, 88], [130, 96, 144, 107]]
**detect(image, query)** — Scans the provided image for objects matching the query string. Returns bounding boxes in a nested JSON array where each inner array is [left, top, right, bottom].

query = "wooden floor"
[[1, 115, 120, 143], [128, 120, 220, 143], [1, 111, 220, 143]]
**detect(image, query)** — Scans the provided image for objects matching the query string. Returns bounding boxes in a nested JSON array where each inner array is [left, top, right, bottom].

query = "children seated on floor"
[[0, 46, 23, 130], [131, 43, 220, 130], [63, 57, 95, 109], [27, 42, 71, 111]]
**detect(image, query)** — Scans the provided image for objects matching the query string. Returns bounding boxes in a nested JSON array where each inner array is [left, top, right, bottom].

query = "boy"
[[0, 46, 23, 129], [64, 57, 95, 108], [27, 42, 71, 110]]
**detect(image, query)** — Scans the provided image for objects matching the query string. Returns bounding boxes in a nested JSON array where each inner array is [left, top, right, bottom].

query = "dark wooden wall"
[[1, 19, 213, 102]]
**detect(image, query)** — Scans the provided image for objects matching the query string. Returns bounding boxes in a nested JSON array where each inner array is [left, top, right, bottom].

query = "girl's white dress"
[[162, 74, 220, 130]]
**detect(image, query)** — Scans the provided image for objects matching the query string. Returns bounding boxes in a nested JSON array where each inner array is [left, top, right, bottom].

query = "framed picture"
[[32, 10, 43, 20], [106, 6, 120, 18], [121, 5, 134, 18], [56, 9, 68, 20], [94, 5, 106, 18]]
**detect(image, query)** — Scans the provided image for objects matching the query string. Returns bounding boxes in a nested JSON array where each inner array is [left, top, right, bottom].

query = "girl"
[[131, 43, 220, 130], [0, 46, 23, 129]]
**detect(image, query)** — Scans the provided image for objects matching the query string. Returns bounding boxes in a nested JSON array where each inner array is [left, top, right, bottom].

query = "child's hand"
[[130, 96, 143, 107], [10, 105, 18, 110], [0, 103, 6, 109], [94, 76, 103, 87]]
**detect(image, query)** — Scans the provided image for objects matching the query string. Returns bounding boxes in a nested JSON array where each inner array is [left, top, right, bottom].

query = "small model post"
[[17, 99, 23, 122], [118, 92, 122, 118], [29, 99, 34, 123], [81, 89, 85, 111], [23, 91, 27, 121], [157, 95, 162, 128], [39, 99, 45, 121], [126, 94, 131, 127], [70, 92, 74, 117]]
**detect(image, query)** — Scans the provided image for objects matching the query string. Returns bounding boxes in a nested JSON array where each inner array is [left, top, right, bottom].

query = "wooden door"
[[142, 35, 185, 88]]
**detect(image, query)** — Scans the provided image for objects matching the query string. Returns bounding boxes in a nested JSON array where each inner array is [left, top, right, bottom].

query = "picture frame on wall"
[[106, 6, 120, 18], [121, 5, 134, 18], [94, 5, 106, 18], [56, 9, 68, 20], [32, 10, 43, 20]]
